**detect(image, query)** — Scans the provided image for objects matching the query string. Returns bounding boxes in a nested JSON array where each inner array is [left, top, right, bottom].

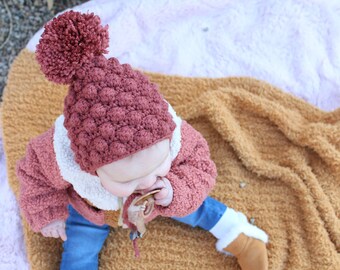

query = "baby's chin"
[[114, 189, 144, 197], [133, 189, 145, 194]]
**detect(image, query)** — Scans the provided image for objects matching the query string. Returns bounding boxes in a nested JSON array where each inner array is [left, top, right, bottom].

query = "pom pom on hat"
[[36, 11, 176, 175], [36, 11, 109, 84]]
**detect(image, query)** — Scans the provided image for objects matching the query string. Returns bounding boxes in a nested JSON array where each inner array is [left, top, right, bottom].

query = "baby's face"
[[96, 139, 172, 197]]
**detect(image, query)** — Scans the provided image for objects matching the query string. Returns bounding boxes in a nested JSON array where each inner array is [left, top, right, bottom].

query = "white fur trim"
[[53, 106, 182, 210], [210, 208, 269, 254], [53, 115, 120, 210], [167, 101, 182, 161]]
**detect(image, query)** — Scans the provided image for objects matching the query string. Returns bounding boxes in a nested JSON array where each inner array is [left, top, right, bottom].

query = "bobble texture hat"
[[36, 11, 176, 175]]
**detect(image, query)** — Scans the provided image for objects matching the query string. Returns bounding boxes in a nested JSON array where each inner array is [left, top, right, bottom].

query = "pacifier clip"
[[129, 189, 161, 258]]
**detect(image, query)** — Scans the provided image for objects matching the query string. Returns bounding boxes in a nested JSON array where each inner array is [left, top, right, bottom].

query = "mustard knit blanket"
[[2, 49, 340, 269]]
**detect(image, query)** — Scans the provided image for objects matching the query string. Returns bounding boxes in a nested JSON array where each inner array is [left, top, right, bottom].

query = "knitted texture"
[[2, 50, 340, 269], [36, 11, 109, 84], [36, 11, 176, 174], [15, 120, 215, 232]]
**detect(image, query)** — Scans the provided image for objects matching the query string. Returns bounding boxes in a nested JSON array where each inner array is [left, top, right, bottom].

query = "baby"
[[16, 11, 268, 270]]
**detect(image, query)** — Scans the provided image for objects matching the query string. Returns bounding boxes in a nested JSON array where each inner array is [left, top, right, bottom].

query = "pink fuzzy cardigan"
[[16, 120, 217, 232]]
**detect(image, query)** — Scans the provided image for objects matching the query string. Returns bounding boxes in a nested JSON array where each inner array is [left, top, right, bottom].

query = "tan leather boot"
[[224, 233, 268, 270]]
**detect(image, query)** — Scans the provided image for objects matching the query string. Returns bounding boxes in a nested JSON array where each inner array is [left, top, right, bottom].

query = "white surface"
[[27, 0, 340, 112], [2, 0, 340, 269], [0, 138, 28, 270]]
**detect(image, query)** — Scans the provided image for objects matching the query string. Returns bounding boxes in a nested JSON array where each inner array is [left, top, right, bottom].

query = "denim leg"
[[172, 196, 227, 231], [60, 205, 110, 270]]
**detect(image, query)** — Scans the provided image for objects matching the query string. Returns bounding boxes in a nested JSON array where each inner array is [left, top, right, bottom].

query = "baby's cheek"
[[158, 155, 171, 176], [160, 158, 172, 176]]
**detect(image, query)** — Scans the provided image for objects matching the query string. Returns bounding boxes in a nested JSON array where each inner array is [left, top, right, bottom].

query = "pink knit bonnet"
[[36, 11, 176, 175]]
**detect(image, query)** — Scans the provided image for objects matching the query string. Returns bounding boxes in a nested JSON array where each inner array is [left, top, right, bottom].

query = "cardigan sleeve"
[[123, 121, 217, 226], [153, 121, 217, 217], [16, 127, 71, 232]]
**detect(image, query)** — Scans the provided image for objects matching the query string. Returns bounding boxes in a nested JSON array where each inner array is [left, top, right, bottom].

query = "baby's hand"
[[40, 220, 67, 241], [142, 177, 173, 207]]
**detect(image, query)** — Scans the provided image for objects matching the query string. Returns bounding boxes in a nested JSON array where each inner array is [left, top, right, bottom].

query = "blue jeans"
[[60, 206, 110, 270], [60, 196, 226, 270]]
